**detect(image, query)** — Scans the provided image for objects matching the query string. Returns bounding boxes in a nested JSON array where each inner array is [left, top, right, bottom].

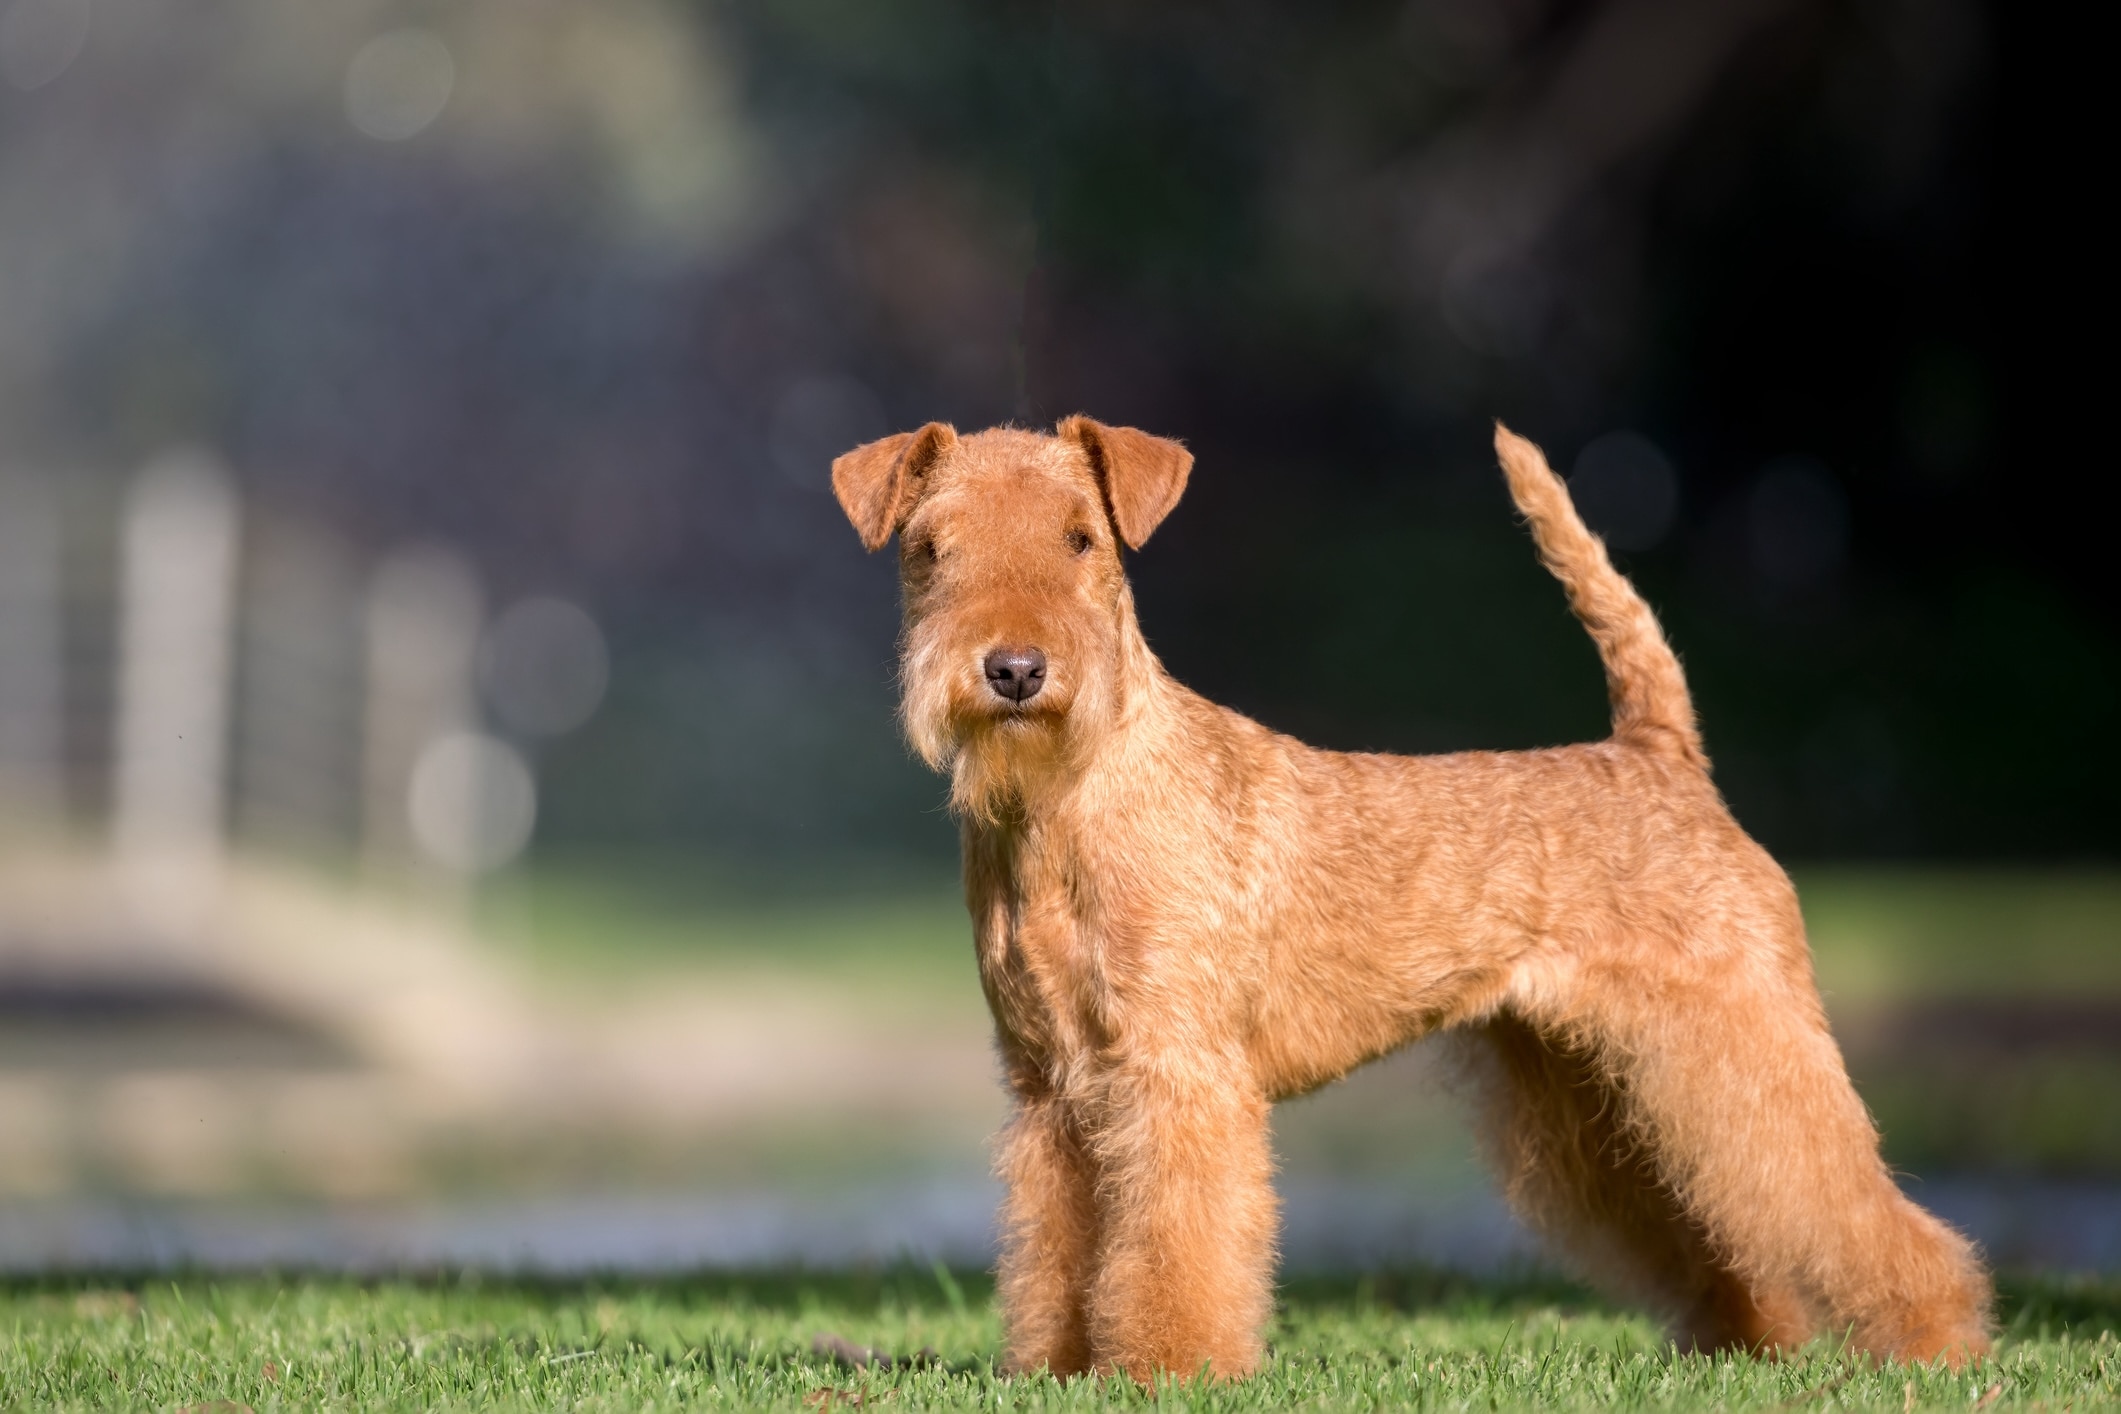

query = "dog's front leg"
[[1084, 1045, 1276, 1382], [995, 1088, 1099, 1377]]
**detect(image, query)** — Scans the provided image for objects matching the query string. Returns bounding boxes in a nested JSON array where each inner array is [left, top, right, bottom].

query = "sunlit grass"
[[4, 1270, 2116, 1410]]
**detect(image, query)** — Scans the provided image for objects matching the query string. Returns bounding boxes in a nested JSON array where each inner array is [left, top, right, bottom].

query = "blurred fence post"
[[0, 467, 65, 828], [231, 521, 363, 858], [110, 451, 241, 925], [361, 546, 483, 895]]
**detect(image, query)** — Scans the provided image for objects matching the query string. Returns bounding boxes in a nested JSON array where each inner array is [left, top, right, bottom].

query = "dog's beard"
[[945, 718, 1068, 824], [897, 629, 968, 775]]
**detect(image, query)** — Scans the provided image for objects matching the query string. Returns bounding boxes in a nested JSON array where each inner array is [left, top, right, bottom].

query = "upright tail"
[[1493, 423, 1704, 767]]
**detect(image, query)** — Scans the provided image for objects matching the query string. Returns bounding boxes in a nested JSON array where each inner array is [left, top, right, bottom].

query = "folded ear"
[[1057, 415, 1193, 549], [830, 422, 958, 551]]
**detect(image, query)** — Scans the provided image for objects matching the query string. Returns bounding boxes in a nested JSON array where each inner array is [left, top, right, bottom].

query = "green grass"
[[5, 1270, 2118, 1410]]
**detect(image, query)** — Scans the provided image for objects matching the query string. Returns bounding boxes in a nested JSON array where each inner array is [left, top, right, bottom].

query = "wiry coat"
[[831, 418, 1991, 1381]]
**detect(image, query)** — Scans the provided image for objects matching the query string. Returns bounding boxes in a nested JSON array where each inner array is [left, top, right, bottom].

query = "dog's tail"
[[1494, 422, 1704, 767]]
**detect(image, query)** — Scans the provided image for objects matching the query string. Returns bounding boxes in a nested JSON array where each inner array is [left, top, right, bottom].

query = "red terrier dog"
[[831, 417, 1990, 1380]]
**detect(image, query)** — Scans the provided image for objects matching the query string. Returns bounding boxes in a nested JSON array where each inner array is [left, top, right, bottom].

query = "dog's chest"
[[964, 830, 1106, 1073]]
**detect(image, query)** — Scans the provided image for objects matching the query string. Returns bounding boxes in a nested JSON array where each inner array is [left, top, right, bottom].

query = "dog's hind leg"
[[1517, 936, 1993, 1366], [995, 1088, 1100, 1377], [1451, 1017, 1809, 1355]]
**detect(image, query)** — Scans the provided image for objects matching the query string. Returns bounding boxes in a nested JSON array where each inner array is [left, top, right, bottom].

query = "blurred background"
[[2, 0, 2113, 1273]]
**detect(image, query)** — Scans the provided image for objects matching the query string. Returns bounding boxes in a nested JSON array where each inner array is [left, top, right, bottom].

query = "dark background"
[[4, 0, 2108, 866]]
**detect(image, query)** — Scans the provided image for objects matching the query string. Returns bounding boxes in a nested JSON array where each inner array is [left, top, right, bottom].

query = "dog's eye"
[[1065, 527, 1093, 555], [906, 536, 938, 564]]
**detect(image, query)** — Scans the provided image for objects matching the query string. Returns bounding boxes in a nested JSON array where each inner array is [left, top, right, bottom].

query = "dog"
[[830, 416, 1991, 1381]]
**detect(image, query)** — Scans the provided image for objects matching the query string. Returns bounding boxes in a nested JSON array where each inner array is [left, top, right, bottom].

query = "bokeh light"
[[0, 0, 88, 92], [407, 730, 536, 872], [344, 29, 455, 142], [1569, 431, 1679, 552], [478, 596, 609, 739]]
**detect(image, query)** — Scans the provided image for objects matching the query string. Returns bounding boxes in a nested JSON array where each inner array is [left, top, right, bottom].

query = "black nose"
[[983, 647, 1048, 703]]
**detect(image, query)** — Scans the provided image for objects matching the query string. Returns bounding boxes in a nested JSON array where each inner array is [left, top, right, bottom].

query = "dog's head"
[[831, 416, 1192, 820]]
